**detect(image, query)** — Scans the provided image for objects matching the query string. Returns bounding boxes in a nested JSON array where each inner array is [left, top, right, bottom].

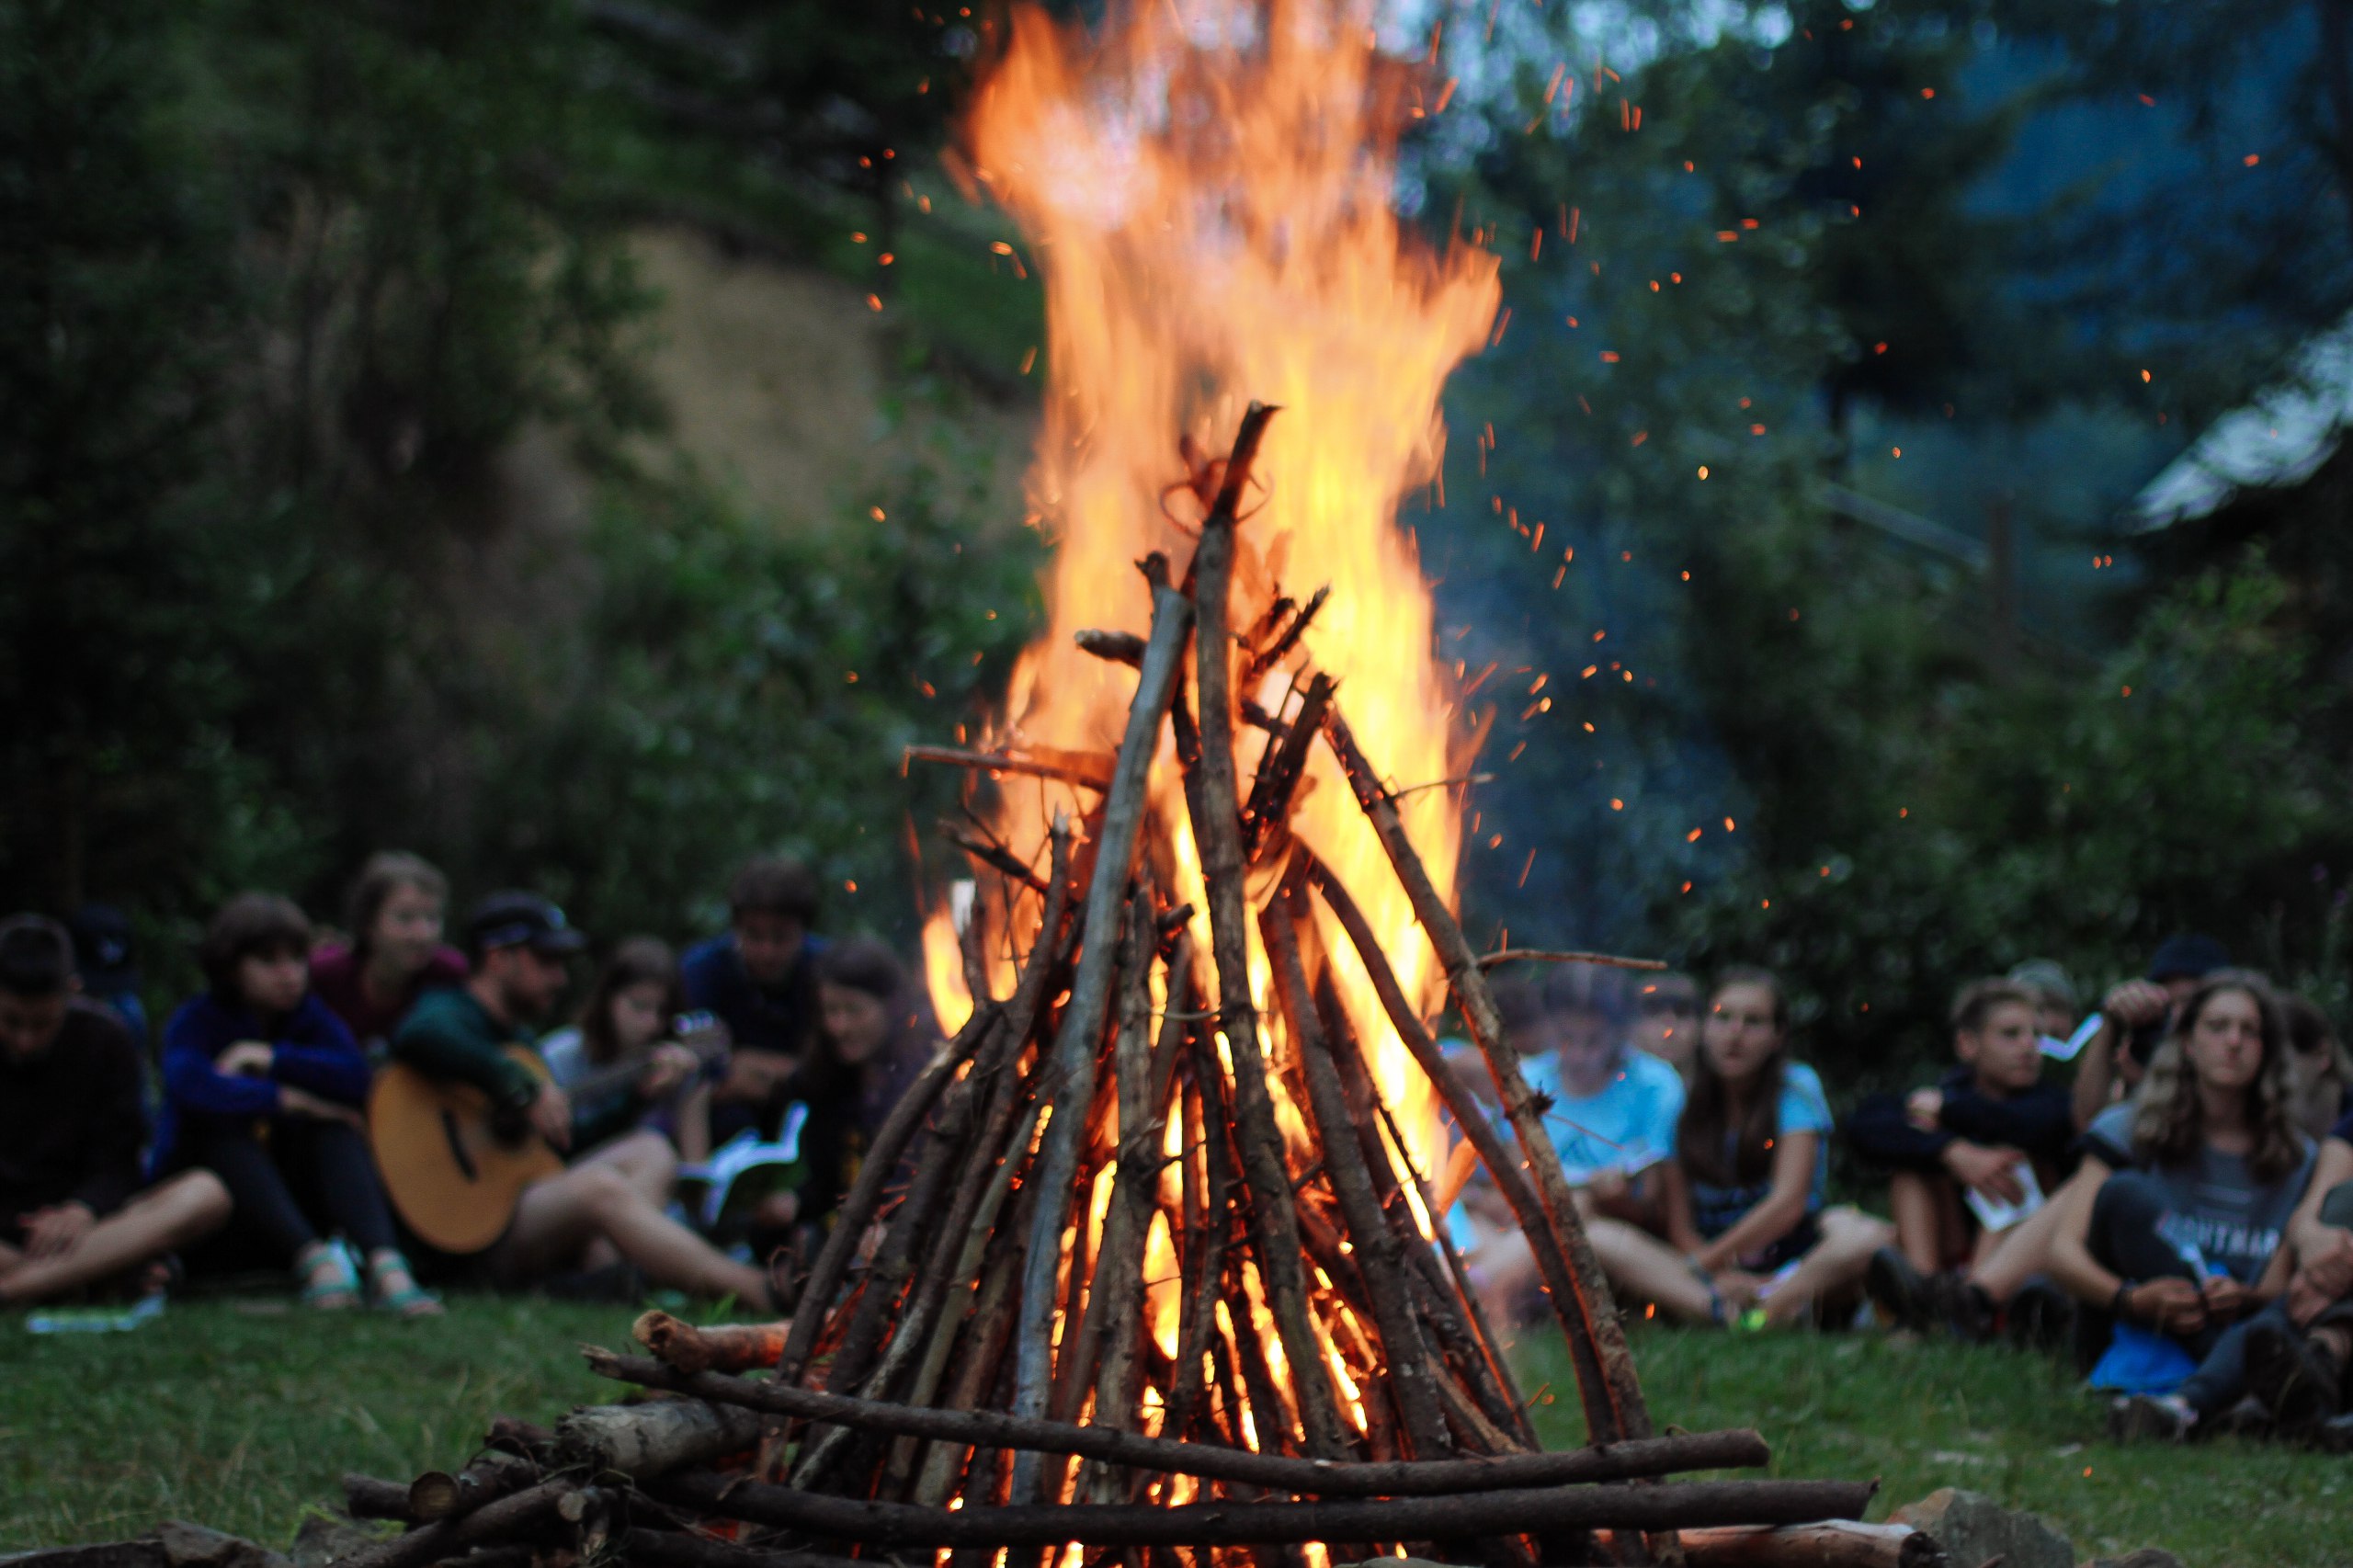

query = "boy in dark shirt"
[[0, 915, 229, 1304], [680, 857, 828, 1139], [1851, 978, 2076, 1337]]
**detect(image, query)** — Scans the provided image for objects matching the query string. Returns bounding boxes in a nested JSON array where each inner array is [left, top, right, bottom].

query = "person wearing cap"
[[391, 893, 779, 1308], [68, 903, 149, 1054], [2071, 935, 2230, 1131]]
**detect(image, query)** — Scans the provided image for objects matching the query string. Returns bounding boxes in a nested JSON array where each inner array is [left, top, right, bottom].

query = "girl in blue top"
[[161, 894, 438, 1315]]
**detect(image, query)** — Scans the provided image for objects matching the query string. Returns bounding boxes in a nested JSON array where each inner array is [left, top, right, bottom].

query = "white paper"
[[2040, 1012, 2105, 1062], [1962, 1161, 2046, 1233]]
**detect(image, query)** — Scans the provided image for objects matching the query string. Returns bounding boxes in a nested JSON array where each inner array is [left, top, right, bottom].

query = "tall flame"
[[924, 0, 1497, 1187]]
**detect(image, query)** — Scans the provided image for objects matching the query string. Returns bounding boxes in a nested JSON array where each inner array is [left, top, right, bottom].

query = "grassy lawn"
[[6, 1298, 2347, 1565]]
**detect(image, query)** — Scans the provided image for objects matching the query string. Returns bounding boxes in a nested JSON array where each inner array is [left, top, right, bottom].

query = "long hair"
[[345, 851, 449, 963], [574, 936, 680, 1066], [1677, 967, 1791, 1188], [801, 938, 935, 1099], [199, 893, 313, 1002], [2131, 969, 2306, 1184]]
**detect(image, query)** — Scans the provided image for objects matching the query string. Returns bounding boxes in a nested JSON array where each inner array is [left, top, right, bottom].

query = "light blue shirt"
[[1442, 1044, 1685, 1250]]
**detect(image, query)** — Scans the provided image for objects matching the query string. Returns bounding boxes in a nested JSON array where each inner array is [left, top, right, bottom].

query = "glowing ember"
[[923, 0, 1496, 1209]]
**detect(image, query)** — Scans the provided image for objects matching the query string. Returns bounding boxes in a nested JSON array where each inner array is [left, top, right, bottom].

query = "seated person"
[[2239, 1108, 2353, 1432], [2280, 994, 2350, 1143], [1575, 968, 1892, 1329], [1631, 971, 1699, 1082], [311, 852, 468, 1051], [751, 938, 940, 1249], [2006, 959, 2081, 1043], [391, 892, 777, 1307], [540, 936, 710, 1163], [2072, 934, 2230, 1131], [159, 894, 438, 1315], [0, 916, 230, 1306], [682, 857, 828, 1142], [1848, 978, 2075, 1339], [1458, 966, 1684, 1324], [2046, 971, 2317, 1440]]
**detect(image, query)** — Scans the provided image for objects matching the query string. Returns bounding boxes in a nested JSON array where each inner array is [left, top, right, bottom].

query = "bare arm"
[[2289, 1138, 2353, 1263], [1660, 1159, 1706, 1257], [2071, 1021, 2120, 1131], [2041, 1159, 2118, 1305], [1695, 1132, 1817, 1273]]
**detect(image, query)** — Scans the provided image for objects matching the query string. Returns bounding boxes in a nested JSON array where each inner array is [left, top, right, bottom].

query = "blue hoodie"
[[154, 991, 372, 1172]]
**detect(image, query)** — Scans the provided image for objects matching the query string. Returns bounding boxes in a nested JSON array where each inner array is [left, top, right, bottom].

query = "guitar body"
[[369, 1045, 564, 1256]]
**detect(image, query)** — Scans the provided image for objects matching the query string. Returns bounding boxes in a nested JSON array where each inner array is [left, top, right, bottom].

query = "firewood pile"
[[325, 408, 1932, 1568]]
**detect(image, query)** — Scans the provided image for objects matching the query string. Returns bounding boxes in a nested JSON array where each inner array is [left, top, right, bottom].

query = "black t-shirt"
[[0, 1000, 148, 1225]]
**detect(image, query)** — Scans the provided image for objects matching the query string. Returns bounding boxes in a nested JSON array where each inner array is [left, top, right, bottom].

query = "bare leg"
[[1586, 1216, 1717, 1323], [673, 1083, 713, 1165], [1887, 1171, 1947, 1275], [504, 1165, 773, 1307], [575, 1129, 679, 1209], [1760, 1207, 1893, 1327], [0, 1172, 232, 1305], [1967, 1195, 2067, 1303]]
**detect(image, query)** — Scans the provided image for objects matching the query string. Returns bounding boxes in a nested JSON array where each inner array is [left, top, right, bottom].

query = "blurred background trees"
[[4, 0, 2349, 1067]]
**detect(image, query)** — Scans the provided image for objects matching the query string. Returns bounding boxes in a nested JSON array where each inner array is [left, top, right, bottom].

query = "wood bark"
[[1677, 1522, 1945, 1568], [556, 1399, 764, 1477], [632, 1312, 789, 1377]]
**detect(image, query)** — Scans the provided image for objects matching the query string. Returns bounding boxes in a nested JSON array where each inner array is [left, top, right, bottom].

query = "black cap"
[[2147, 933, 2229, 984], [466, 892, 588, 959], [68, 903, 138, 987]]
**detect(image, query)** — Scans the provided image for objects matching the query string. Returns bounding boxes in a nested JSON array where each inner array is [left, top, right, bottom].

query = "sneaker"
[[2313, 1410, 2353, 1453], [1865, 1247, 1932, 1334], [2245, 1316, 2343, 1430], [1931, 1274, 1997, 1343], [2004, 1275, 2077, 1359], [2108, 1393, 2198, 1443], [2210, 1395, 2273, 1441]]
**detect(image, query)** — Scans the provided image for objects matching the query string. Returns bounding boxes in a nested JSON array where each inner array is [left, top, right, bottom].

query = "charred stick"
[[791, 1069, 983, 1487], [1240, 673, 1335, 862], [905, 744, 1112, 791], [945, 825, 1052, 897], [777, 1002, 999, 1382], [1160, 1027, 1232, 1445], [1259, 888, 1451, 1460], [619, 1528, 874, 1568], [1010, 555, 1194, 1502], [646, 1473, 1875, 1549], [913, 1163, 1040, 1506], [1180, 402, 1349, 1462], [1478, 949, 1666, 973], [1296, 790, 1643, 1451], [407, 1453, 542, 1523], [1076, 629, 1148, 667], [634, 1312, 790, 1377], [1240, 586, 1329, 693], [586, 1357, 1766, 1497]]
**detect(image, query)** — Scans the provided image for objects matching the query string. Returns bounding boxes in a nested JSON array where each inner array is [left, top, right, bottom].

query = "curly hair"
[[2131, 969, 2306, 1183]]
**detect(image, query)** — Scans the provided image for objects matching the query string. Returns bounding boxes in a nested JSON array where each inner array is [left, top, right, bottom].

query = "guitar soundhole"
[[440, 1109, 480, 1182]]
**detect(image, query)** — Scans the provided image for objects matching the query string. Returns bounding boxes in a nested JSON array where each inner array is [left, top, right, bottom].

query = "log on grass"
[[557, 1399, 765, 1478], [339, 1475, 415, 1523], [406, 1453, 540, 1523], [619, 1529, 874, 1568], [328, 1479, 582, 1568], [1677, 1523, 1947, 1568], [633, 1312, 789, 1377], [585, 1351, 1769, 1496], [646, 1473, 1876, 1549]]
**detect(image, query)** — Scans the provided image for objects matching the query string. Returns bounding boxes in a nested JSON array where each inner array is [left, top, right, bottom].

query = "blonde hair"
[[2131, 969, 2306, 1183]]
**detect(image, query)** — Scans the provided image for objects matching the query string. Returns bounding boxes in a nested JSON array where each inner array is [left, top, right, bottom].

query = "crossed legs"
[[0, 1171, 232, 1305]]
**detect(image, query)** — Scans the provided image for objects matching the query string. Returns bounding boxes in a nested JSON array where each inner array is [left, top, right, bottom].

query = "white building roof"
[[2131, 309, 2353, 530]]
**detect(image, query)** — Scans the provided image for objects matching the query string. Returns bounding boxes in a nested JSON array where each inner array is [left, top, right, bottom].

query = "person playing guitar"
[[383, 892, 779, 1309]]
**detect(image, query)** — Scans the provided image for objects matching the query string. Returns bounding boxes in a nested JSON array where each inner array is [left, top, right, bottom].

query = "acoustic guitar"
[[369, 1017, 728, 1256]]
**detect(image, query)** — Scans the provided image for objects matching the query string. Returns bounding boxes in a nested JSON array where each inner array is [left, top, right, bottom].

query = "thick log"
[[1180, 401, 1349, 1463], [1677, 1523, 1946, 1568], [406, 1453, 540, 1522], [1261, 885, 1450, 1460], [1302, 728, 1648, 1450], [646, 1473, 1875, 1549], [583, 1352, 1768, 1496], [556, 1398, 764, 1477], [633, 1312, 789, 1377], [339, 1475, 414, 1523], [774, 1001, 997, 1383], [620, 1528, 871, 1568], [327, 1480, 580, 1568], [1160, 1023, 1235, 1447], [1010, 556, 1194, 1503]]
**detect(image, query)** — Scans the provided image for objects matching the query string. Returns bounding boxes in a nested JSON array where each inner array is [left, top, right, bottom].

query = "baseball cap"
[[466, 892, 588, 959], [2006, 959, 2078, 1011], [2146, 934, 2228, 984]]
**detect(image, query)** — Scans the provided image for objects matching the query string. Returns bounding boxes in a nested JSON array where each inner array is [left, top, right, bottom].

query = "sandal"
[[297, 1240, 362, 1310], [366, 1249, 445, 1319]]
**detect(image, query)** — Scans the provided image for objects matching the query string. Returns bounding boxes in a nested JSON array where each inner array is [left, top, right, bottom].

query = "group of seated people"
[[0, 852, 938, 1319], [1446, 938, 2353, 1445]]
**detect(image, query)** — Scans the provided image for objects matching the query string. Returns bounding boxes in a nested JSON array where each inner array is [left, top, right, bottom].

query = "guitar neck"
[[566, 1031, 727, 1104]]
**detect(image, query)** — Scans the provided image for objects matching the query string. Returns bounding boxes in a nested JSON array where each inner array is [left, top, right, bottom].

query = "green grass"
[[6, 1301, 2348, 1565], [1520, 1326, 2352, 1567]]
